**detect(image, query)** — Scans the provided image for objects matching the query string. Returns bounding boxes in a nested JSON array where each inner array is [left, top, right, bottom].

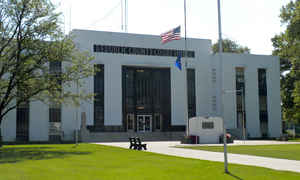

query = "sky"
[[52, 0, 291, 55]]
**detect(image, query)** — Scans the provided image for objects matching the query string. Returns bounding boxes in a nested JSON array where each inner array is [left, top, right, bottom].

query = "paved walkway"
[[95, 140, 300, 173]]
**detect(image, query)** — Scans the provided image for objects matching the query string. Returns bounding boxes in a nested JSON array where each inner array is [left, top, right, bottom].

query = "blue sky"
[[53, 0, 290, 55]]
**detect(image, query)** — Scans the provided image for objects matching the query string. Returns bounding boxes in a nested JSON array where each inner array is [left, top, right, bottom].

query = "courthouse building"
[[1, 29, 282, 142]]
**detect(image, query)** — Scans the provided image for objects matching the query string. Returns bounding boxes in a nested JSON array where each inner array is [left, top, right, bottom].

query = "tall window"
[[235, 67, 246, 129], [258, 69, 268, 137], [49, 102, 62, 141], [49, 61, 62, 74], [187, 69, 196, 118], [135, 69, 152, 108], [124, 69, 135, 112], [94, 64, 104, 127], [49, 61, 62, 141], [49, 103, 61, 123], [16, 101, 29, 141]]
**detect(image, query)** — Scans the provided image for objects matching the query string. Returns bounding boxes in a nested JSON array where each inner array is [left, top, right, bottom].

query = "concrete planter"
[[181, 136, 194, 144], [219, 134, 234, 144]]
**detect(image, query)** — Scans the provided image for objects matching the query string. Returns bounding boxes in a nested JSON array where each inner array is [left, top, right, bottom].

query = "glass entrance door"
[[137, 115, 152, 132]]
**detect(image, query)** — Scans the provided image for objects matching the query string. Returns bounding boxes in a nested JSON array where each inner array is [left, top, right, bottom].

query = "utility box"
[[189, 116, 223, 144]]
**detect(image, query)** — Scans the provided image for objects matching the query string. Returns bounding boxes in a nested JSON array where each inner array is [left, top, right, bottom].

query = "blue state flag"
[[175, 55, 182, 71]]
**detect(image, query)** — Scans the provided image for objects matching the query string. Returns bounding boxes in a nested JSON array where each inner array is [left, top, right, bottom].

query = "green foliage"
[[0, 144, 299, 179], [272, 0, 300, 124], [290, 138, 300, 142], [0, 0, 94, 123], [212, 39, 250, 54]]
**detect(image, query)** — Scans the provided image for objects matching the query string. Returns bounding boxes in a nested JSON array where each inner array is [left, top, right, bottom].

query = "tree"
[[0, 0, 94, 133], [212, 38, 250, 54], [272, 0, 300, 124]]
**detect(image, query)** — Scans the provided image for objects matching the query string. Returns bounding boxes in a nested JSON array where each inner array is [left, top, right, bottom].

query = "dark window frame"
[[94, 64, 105, 127], [258, 68, 268, 137], [16, 102, 29, 142], [202, 122, 214, 129], [235, 67, 246, 129], [187, 69, 196, 118]]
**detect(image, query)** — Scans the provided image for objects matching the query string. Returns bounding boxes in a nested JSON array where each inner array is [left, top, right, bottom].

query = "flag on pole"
[[160, 26, 181, 44], [175, 55, 182, 70]]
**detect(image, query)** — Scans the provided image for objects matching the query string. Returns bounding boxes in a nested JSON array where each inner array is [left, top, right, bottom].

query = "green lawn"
[[179, 144, 300, 161], [0, 144, 300, 180]]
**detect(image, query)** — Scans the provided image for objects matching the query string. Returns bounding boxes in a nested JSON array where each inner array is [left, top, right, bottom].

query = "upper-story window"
[[49, 61, 62, 74]]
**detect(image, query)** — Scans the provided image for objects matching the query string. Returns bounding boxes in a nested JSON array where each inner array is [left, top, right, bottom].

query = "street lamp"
[[75, 79, 80, 146], [217, 0, 229, 174]]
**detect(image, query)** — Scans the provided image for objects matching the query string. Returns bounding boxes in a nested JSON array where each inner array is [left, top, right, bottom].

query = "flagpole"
[[184, 0, 189, 137], [217, 0, 229, 173]]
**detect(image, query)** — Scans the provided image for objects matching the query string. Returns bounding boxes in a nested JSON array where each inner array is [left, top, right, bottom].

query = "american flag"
[[160, 26, 181, 44]]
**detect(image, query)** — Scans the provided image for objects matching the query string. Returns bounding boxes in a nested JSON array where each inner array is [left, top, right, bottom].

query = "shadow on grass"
[[227, 172, 243, 180], [0, 146, 91, 164]]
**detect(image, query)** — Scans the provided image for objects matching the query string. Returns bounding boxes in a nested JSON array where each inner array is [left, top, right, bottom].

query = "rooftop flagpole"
[[184, 0, 189, 137], [125, 0, 128, 32], [217, 0, 229, 173]]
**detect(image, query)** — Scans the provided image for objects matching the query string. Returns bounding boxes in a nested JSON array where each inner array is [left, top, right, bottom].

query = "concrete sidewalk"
[[95, 140, 300, 173]]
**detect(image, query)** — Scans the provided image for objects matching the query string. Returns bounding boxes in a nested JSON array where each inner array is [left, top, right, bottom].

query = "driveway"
[[95, 140, 300, 173]]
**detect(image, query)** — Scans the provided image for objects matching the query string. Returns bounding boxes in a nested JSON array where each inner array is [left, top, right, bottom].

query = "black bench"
[[136, 137, 147, 150], [129, 137, 147, 150], [129, 137, 137, 150]]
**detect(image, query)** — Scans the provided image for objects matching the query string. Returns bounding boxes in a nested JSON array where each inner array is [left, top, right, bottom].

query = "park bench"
[[129, 137, 137, 150], [129, 137, 147, 150], [136, 137, 147, 150]]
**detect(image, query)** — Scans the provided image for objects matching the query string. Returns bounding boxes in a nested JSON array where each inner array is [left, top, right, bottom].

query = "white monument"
[[189, 116, 223, 144]]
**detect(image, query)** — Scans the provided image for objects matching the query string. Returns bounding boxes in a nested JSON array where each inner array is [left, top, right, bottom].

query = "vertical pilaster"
[[245, 67, 260, 137], [267, 60, 282, 137], [30, 101, 48, 141], [1, 107, 16, 141], [171, 65, 188, 126], [105, 62, 122, 126]]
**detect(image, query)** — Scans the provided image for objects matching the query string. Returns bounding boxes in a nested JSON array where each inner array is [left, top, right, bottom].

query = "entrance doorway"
[[137, 115, 152, 132], [123, 66, 172, 133]]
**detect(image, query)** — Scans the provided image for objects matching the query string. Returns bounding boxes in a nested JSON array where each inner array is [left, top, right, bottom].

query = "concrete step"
[[80, 130, 185, 142]]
